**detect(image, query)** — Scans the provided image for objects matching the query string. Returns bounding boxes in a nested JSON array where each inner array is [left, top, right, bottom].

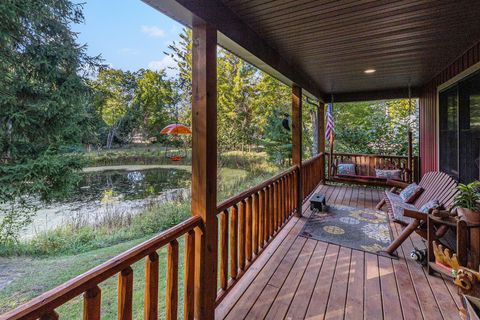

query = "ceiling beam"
[[326, 87, 421, 103], [142, 0, 324, 100]]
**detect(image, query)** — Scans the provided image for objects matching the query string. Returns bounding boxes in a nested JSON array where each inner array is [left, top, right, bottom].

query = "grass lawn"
[[0, 236, 188, 319]]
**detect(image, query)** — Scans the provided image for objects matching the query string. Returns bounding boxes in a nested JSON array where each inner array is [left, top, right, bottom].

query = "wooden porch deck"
[[216, 184, 462, 320]]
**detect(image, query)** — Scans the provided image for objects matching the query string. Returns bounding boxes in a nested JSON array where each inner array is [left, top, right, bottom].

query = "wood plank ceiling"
[[220, 0, 480, 95]]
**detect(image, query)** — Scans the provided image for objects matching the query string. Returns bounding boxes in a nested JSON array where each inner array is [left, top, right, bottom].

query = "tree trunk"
[[4, 118, 13, 162], [106, 125, 117, 149]]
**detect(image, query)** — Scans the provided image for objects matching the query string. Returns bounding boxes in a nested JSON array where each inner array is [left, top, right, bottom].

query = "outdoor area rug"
[[299, 204, 397, 257]]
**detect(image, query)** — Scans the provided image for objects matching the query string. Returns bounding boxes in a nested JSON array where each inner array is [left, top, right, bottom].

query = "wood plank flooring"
[[216, 184, 461, 320]]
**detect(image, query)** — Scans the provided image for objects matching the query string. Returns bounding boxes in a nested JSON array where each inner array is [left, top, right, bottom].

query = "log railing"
[[302, 153, 324, 199], [326, 152, 419, 183], [1, 216, 203, 320], [215, 165, 300, 304]]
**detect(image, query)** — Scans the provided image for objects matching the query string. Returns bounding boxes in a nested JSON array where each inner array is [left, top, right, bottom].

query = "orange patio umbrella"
[[160, 123, 191, 161]]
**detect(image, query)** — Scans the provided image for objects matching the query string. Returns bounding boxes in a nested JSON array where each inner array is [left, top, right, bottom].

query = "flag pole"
[[328, 94, 335, 179]]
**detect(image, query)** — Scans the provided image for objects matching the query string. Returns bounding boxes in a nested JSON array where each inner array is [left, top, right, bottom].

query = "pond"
[[78, 166, 191, 202], [21, 165, 192, 238]]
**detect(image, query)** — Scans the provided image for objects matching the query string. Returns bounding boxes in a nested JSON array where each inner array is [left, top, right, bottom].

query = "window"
[[439, 71, 480, 183]]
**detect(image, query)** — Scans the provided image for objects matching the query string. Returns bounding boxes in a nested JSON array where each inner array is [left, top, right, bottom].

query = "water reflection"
[[77, 168, 191, 202], [19, 168, 192, 238]]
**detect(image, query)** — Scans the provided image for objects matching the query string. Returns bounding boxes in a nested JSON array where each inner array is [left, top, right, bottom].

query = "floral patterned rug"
[[299, 204, 396, 256]]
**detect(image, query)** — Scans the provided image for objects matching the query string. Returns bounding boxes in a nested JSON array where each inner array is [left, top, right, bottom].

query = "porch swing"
[[327, 89, 415, 187]]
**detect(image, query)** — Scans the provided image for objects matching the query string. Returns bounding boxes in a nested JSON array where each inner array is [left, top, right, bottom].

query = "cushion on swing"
[[375, 169, 402, 180], [337, 163, 356, 175]]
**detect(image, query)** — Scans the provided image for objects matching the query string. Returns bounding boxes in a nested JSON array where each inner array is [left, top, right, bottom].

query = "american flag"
[[325, 103, 335, 140]]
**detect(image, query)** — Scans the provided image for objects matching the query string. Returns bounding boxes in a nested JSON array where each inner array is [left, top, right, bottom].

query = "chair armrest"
[[403, 208, 427, 221], [386, 179, 409, 189]]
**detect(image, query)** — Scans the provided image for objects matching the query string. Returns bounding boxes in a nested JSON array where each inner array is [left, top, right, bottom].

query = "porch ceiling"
[[222, 0, 480, 94], [144, 0, 480, 101]]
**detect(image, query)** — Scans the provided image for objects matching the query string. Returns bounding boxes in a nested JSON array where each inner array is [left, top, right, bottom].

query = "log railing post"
[[144, 253, 159, 320], [184, 230, 195, 320], [118, 267, 133, 320], [259, 189, 265, 248], [292, 85, 303, 216], [166, 240, 179, 320], [238, 200, 246, 271], [84, 286, 101, 320], [246, 196, 253, 263], [230, 205, 238, 280], [253, 193, 259, 255], [219, 211, 228, 291], [191, 20, 217, 320]]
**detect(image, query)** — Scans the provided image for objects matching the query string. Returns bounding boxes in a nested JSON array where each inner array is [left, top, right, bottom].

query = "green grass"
[[0, 201, 191, 257], [0, 237, 188, 319]]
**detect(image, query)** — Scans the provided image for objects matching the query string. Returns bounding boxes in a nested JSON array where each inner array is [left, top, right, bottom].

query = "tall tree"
[[135, 69, 179, 139], [217, 51, 259, 151], [90, 68, 137, 148], [0, 0, 100, 242], [165, 28, 192, 127]]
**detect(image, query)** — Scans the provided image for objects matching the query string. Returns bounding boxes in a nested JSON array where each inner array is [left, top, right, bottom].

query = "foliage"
[[89, 68, 182, 148], [167, 28, 294, 153], [454, 181, 480, 211], [165, 29, 192, 127], [89, 68, 138, 148], [330, 99, 419, 155], [135, 69, 180, 139], [302, 99, 317, 158], [262, 113, 292, 166], [0, 0, 100, 243], [0, 201, 191, 256]]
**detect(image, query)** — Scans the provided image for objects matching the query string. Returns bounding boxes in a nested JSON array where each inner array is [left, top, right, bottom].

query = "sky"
[[73, 0, 183, 77]]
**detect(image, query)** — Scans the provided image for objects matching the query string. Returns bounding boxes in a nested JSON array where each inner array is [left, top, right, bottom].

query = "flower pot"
[[458, 207, 480, 224]]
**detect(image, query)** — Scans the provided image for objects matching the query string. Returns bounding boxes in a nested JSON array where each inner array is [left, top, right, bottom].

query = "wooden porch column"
[[192, 20, 217, 320], [292, 85, 302, 217], [318, 102, 326, 183]]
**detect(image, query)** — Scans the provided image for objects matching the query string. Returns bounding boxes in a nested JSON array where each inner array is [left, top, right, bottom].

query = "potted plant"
[[455, 181, 480, 224]]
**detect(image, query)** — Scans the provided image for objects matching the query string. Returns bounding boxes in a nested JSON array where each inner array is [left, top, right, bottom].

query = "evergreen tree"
[[0, 0, 100, 242], [262, 112, 292, 166]]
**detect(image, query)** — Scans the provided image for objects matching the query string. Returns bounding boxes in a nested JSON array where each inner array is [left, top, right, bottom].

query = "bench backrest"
[[414, 171, 458, 209], [331, 153, 412, 182]]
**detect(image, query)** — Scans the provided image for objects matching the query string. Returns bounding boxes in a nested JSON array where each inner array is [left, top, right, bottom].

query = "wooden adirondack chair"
[[377, 171, 458, 255]]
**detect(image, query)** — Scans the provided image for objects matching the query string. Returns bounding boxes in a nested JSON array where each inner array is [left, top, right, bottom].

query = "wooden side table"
[[426, 214, 480, 277]]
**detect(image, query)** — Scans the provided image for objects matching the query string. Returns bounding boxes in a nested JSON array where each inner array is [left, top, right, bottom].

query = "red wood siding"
[[419, 41, 480, 175]]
